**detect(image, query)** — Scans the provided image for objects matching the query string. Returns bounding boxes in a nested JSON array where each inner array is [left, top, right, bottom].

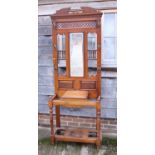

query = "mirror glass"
[[57, 34, 66, 76], [88, 32, 97, 76], [70, 33, 84, 77]]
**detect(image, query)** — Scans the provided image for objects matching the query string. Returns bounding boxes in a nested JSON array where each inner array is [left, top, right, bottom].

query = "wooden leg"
[[55, 105, 60, 127], [96, 102, 101, 149], [50, 106, 55, 144]]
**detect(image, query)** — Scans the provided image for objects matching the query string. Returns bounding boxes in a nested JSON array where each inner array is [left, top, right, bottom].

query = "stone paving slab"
[[38, 127, 117, 155]]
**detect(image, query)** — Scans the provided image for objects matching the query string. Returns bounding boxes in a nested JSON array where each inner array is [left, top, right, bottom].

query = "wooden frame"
[[48, 7, 102, 149]]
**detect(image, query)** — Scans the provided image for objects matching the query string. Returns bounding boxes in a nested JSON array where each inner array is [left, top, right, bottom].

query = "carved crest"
[[51, 7, 102, 17]]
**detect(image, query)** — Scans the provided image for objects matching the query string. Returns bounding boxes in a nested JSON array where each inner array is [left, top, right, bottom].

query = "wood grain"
[[61, 90, 88, 99]]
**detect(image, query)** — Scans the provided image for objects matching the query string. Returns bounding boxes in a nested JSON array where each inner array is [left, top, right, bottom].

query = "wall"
[[39, 114, 117, 138], [38, 0, 117, 119]]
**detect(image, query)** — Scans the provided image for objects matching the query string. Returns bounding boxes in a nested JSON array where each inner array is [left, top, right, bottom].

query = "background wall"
[[38, 0, 117, 118]]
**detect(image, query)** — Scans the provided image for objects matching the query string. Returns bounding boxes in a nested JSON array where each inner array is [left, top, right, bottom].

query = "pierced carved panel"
[[56, 21, 96, 29], [80, 81, 96, 89]]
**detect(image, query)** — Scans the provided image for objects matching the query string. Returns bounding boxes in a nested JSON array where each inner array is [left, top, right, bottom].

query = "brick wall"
[[38, 113, 117, 138]]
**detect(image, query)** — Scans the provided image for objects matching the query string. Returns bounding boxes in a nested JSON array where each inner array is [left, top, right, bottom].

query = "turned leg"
[[50, 106, 55, 144], [55, 105, 60, 127], [96, 102, 101, 149]]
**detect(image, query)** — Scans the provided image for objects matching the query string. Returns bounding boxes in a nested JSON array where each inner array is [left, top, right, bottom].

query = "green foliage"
[[38, 137, 51, 145], [102, 137, 117, 146]]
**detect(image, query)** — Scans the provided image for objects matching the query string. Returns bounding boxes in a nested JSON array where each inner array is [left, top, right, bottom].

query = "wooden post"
[[96, 99, 101, 149], [50, 105, 55, 144], [55, 105, 60, 127]]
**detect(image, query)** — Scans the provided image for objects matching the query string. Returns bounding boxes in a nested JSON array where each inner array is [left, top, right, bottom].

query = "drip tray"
[[55, 128, 97, 138]]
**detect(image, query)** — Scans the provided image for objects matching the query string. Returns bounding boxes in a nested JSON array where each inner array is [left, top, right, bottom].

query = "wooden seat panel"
[[61, 90, 88, 99], [53, 98, 97, 108]]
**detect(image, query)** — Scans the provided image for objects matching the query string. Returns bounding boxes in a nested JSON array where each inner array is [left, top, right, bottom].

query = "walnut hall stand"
[[48, 7, 103, 149]]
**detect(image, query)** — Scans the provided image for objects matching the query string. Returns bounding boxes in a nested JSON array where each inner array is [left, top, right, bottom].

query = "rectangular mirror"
[[70, 33, 84, 77], [57, 34, 66, 76], [88, 32, 97, 77]]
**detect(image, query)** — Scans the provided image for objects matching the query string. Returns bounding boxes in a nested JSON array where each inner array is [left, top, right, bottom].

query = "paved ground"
[[38, 127, 117, 155]]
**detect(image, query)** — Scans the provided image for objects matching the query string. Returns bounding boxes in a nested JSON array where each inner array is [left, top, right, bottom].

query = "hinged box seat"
[[49, 90, 100, 108]]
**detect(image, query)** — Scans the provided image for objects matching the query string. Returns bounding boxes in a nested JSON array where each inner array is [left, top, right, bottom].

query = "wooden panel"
[[55, 135, 96, 143], [58, 89, 97, 98], [88, 90, 98, 98], [61, 90, 88, 99], [58, 80, 73, 89], [56, 21, 96, 29], [56, 29, 97, 34], [53, 98, 97, 108], [73, 80, 81, 90], [80, 81, 96, 89], [58, 76, 96, 80], [54, 128, 97, 143]]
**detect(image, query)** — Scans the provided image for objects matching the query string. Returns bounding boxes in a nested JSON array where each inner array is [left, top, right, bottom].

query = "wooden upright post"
[[96, 98, 101, 149], [50, 106, 55, 144], [55, 105, 60, 127]]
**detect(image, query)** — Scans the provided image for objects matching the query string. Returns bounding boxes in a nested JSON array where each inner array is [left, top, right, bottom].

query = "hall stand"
[[48, 7, 102, 149]]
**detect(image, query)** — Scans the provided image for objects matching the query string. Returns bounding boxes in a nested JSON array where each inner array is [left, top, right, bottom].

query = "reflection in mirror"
[[70, 33, 84, 77], [57, 34, 66, 76], [88, 33, 97, 76]]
